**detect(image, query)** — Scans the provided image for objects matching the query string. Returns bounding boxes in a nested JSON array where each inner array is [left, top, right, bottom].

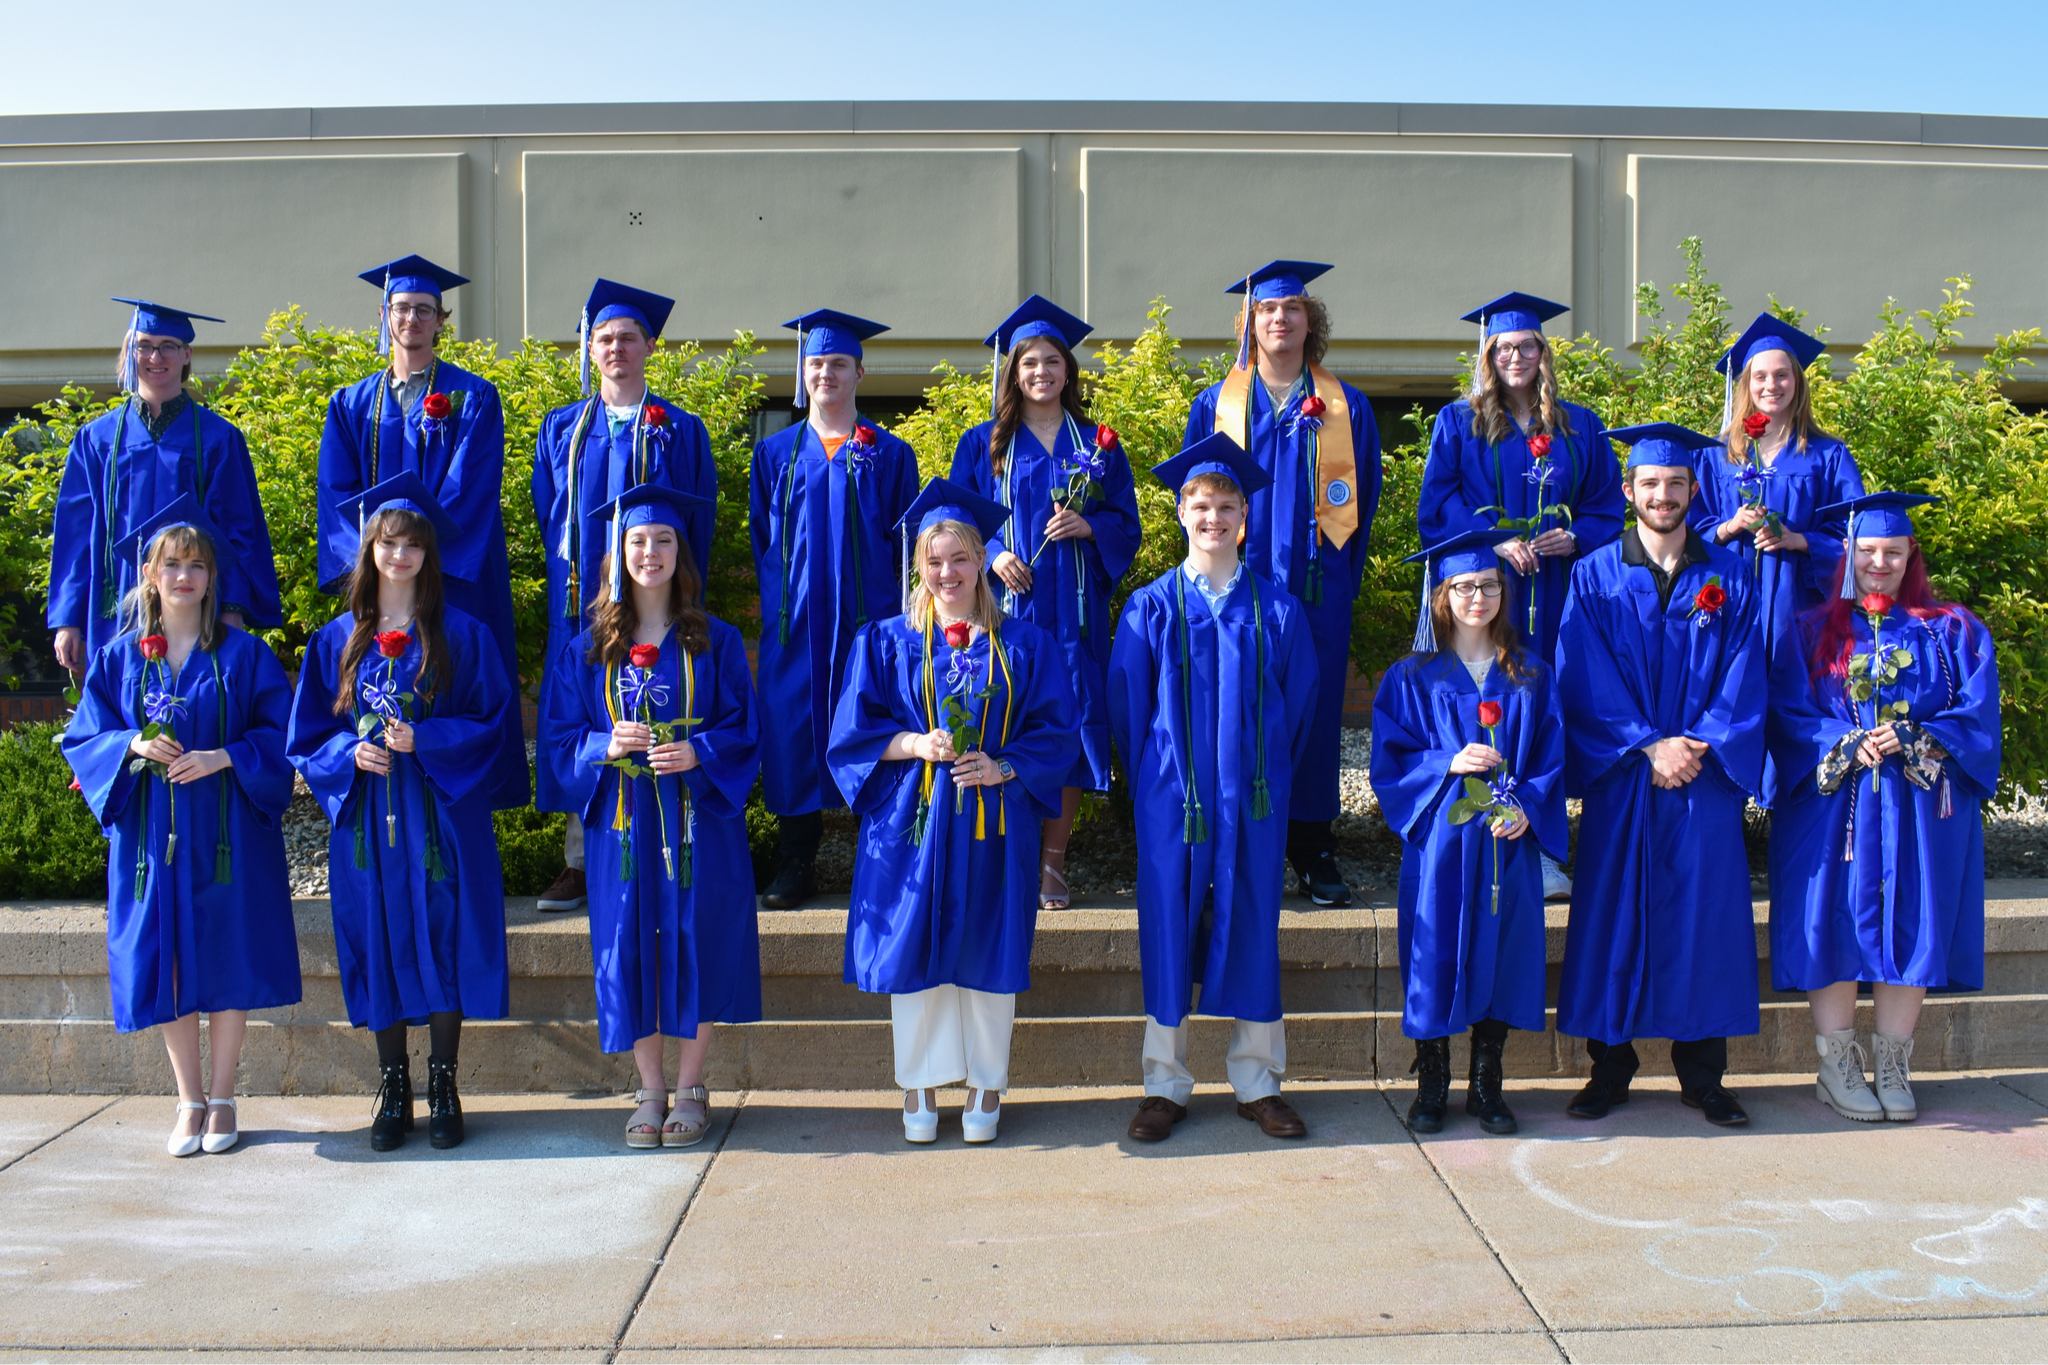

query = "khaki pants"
[[1142, 1004, 1286, 1106]]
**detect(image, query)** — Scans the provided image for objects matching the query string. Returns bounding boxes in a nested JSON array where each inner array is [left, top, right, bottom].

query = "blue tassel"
[[578, 309, 591, 395], [1411, 561, 1437, 652], [1839, 510, 1859, 599], [792, 321, 808, 410], [377, 272, 393, 356]]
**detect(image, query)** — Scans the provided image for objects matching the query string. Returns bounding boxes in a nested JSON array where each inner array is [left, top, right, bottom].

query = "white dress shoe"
[[1815, 1029, 1884, 1122], [168, 1100, 206, 1157], [1873, 1031, 1918, 1121], [961, 1088, 1000, 1144], [902, 1089, 939, 1144], [1540, 852, 1572, 902], [200, 1097, 239, 1154]]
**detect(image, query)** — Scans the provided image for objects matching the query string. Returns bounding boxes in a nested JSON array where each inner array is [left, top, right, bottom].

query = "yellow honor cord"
[[602, 660, 630, 832], [1213, 361, 1359, 551]]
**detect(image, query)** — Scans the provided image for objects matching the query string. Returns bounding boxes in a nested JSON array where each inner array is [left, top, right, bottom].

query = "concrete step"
[[4, 883, 2043, 1093]]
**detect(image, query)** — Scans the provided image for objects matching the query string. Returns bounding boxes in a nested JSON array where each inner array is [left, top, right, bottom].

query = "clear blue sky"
[[4, 0, 2046, 119]]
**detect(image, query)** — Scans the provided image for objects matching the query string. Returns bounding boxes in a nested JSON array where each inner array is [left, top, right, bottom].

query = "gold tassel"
[[974, 788, 986, 841]]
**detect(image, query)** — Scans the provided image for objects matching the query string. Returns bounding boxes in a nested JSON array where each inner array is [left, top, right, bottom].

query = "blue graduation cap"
[[1224, 260, 1333, 369], [984, 295, 1093, 404], [578, 278, 677, 393], [895, 477, 1012, 545], [782, 309, 890, 410], [112, 493, 239, 596], [1607, 422, 1719, 470], [338, 471, 461, 551], [1814, 490, 1941, 598], [112, 298, 225, 391], [1401, 528, 1522, 653], [1716, 313, 1827, 378], [1151, 432, 1274, 499], [358, 254, 468, 357], [1460, 291, 1569, 340], [589, 484, 715, 602]]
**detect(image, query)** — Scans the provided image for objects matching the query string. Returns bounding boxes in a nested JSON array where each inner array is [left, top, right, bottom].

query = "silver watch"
[[995, 758, 1015, 783]]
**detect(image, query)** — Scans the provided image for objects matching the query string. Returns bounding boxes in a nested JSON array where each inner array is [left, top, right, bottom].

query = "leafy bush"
[[493, 799, 569, 898], [0, 721, 107, 898]]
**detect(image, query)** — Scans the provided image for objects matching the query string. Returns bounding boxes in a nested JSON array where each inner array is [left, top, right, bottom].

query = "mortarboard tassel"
[[377, 269, 393, 357], [900, 520, 911, 614], [117, 307, 141, 391], [792, 320, 808, 410], [1839, 511, 1859, 599], [609, 512, 625, 602], [1235, 274, 1254, 371], [1411, 561, 1437, 653], [1719, 364, 1735, 443], [578, 308, 591, 395]]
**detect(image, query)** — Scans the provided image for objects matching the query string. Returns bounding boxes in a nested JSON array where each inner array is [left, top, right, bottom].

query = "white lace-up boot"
[[1815, 1029, 1884, 1122], [1873, 1031, 1918, 1121]]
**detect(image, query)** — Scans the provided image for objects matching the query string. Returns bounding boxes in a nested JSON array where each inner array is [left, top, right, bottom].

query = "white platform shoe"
[[1815, 1029, 1884, 1122], [902, 1088, 939, 1144], [961, 1088, 1001, 1144], [1873, 1031, 1918, 1121]]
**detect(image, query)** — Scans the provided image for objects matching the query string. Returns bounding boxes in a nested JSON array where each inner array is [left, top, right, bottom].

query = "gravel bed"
[[284, 730, 2048, 901]]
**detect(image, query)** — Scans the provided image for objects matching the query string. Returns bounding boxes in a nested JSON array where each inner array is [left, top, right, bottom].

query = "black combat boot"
[[1466, 1023, 1518, 1135], [1406, 1037, 1452, 1133], [370, 1060, 412, 1152], [427, 1056, 465, 1150]]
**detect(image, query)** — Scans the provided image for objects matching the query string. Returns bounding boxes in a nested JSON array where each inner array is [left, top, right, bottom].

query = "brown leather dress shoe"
[[1127, 1096, 1187, 1142], [1237, 1095, 1307, 1138], [536, 865, 587, 912]]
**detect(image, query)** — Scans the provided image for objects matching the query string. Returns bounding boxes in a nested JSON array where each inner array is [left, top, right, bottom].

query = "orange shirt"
[[822, 435, 847, 461]]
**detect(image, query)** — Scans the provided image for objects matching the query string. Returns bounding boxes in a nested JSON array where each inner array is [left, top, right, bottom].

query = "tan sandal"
[[663, 1085, 710, 1148], [1039, 860, 1070, 911], [626, 1088, 666, 1149]]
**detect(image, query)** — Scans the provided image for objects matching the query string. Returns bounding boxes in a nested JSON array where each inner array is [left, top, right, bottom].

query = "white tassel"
[[1410, 561, 1436, 653], [608, 514, 624, 602], [578, 308, 590, 395], [377, 269, 393, 357], [117, 317, 139, 392], [1235, 276, 1254, 370], [900, 521, 911, 614], [793, 321, 808, 411], [1839, 511, 1859, 599]]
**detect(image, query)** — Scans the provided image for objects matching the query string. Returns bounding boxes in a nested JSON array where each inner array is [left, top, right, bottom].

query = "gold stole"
[[1214, 363, 1360, 550]]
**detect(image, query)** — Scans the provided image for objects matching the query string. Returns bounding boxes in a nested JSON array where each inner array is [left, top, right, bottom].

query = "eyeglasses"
[[1492, 340, 1545, 361], [1447, 581, 1504, 599], [131, 341, 188, 359], [386, 303, 443, 320]]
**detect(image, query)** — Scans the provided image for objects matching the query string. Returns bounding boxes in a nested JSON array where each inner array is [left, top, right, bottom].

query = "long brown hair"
[[1413, 573, 1532, 682], [585, 525, 711, 665], [907, 519, 1005, 632], [1469, 335, 1572, 447], [332, 508, 453, 715], [1723, 352, 1825, 463], [1231, 295, 1333, 370], [988, 335, 1089, 476], [120, 524, 222, 652]]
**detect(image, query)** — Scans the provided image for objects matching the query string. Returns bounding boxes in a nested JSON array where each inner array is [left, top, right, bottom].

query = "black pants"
[[778, 810, 823, 860], [1587, 1037, 1727, 1094], [1418, 1018, 1510, 1047], [1286, 819, 1333, 867]]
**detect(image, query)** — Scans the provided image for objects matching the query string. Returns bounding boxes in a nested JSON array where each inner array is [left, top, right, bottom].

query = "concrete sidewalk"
[[2, 1073, 2046, 1362]]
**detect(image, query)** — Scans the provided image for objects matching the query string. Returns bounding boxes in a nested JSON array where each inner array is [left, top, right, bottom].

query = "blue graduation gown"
[[541, 619, 764, 1050], [750, 420, 919, 816], [1554, 538, 1767, 1044], [61, 627, 299, 1031], [1418, 399, 1623, 660], [1370, 652, 1568, 1038], [317, 362, 527, 811], [1689, 436, 1864, 805], [949, 420, 1142, 792], [1765, 605, 2000, 991], [47, 398, 282, 660], [1108, 568, 1319, 1026], [1185, 378, 1380, 823], [827, 615, 1077, 996], [286, 608, 511, 1032], [531, 394, 717, 814]]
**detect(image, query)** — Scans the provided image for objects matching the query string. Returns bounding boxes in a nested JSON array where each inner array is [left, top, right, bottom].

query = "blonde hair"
[[120, 525, 221, 651], [907, 519, 1006, 632], [1231, 295, 1332, 369], [1469, 334, 1571, 447], [1723, 351, 1823, 463]]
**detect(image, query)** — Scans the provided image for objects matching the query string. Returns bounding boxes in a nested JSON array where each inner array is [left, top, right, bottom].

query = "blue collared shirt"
[[1182, 559, 1244, 616]]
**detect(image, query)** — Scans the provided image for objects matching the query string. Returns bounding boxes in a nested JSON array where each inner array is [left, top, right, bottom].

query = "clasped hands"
[[606, 720, 700, 775], [902, 728, 1006, 788], [991, 506, 1093, 593], [1493, 529, 1575, 575], [353, 719, 415, 774], [1718, 505, 1808, 554], [1641, 735, 1711, 789], [128, 732, 232, 783], [1447, 741, 1529, 840]]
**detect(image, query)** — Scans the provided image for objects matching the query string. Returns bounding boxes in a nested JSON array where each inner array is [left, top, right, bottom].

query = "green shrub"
[[0, 721, 108, 898], [493, 798, 569, 898]]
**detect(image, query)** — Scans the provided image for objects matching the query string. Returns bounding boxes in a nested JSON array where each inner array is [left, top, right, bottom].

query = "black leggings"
[[374, 1011, 462, 1067]]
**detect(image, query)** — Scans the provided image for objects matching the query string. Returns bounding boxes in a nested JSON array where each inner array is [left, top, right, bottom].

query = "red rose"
[[1094, 424, 1119, 450], [1477, 700, 1503, 728], [642, 404, 668, 429], [1695, 583, 1729, 613], [1859, 592, 1895, 617], [1527, 434, 1552, 460], [422, 392, 451, 421], [1742, 412, 1769, 439], [374, 630, 410, 659], [1300, 395, 1327, 419], [138, 634, 168, 661], [942, 622, 971, 650], [853, 424, 877, 447], [628, 643, 661, 669]]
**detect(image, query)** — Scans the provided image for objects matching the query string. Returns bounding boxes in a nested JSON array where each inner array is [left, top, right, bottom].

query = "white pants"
[[891, 985, 1016, 1092], [1142, 1011, 1286, 1106], [565, 812, 585, 871]]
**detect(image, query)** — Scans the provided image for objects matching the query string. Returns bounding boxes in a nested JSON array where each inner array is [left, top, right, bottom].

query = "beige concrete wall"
[[2, 102, 2045, 405]]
